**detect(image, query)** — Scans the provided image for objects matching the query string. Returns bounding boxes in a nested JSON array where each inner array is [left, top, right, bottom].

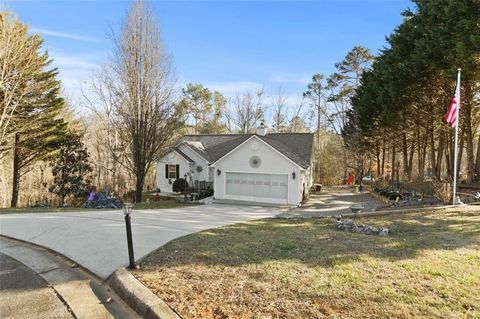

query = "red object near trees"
[[347, 174, 355, 185]]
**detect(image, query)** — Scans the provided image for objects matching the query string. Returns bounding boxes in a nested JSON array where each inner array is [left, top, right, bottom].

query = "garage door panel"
[[225, 172, 287, 202]]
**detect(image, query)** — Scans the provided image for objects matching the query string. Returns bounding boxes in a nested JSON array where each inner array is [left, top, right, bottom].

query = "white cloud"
[[52, 54, 98, 70], [46, 50, 104, 107], [269, 74, 311, 85], [30, 27, 100, 42]]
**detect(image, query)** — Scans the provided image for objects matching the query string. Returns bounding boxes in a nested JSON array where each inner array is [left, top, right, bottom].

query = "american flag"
[[443, 84, 460, 127]]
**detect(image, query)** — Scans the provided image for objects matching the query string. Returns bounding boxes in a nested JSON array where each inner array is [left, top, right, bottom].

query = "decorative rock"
[[379, 228, 389, 236], [333, 218, 389, 236]]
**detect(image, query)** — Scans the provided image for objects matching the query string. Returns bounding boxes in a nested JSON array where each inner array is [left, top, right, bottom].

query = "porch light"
[[217, 169, 221, 176], [292, 172, 296, 179]]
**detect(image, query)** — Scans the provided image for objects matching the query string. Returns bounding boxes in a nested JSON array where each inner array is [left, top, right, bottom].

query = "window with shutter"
[[167, 165, 177, 179]]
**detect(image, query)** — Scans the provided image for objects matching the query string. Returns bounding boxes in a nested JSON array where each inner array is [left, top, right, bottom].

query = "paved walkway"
[[0, 252, 73, 319], [0, 204, 281, 279], [0, 237, 140, 318]]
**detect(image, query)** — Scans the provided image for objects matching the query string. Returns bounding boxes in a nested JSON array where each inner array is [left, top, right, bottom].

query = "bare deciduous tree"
[[287, 97, 308, 133], [224, 90, 265, 133], [84, 0, 182, 202], [270, 86, 287, 133]]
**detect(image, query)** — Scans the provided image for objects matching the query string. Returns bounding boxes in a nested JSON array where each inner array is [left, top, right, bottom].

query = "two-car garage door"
[[225, 172, 288, 203]]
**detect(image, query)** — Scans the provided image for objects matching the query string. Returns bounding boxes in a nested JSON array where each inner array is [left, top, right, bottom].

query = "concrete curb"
[[0, 236, 140, 319], [106, 268, 181, 319]]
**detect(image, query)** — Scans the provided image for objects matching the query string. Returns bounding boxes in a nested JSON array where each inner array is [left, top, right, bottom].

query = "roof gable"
[[174, 133, 313, 168], [258, 133, 314, 169], [213, 135, 304, 168]]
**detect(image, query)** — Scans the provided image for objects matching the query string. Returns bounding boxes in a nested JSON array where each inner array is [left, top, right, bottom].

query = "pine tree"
[[49, 134, 93, 206], [1, 12, 70, 207]]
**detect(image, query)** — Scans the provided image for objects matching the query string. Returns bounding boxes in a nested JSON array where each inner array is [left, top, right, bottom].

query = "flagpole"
[[452, 68, 461, 205]]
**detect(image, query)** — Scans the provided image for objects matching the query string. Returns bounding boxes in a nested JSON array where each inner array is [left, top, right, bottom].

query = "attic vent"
[[249, 156, 262, 168]]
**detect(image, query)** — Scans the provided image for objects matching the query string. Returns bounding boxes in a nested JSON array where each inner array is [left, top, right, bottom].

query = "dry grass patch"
[[133, 207, 480, 319]]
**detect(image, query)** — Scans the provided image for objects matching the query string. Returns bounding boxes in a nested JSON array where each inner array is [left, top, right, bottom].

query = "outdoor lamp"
[[217, 169, 221, 176], [292, 172, 296, 179], [122, 202, 136, 269], [123, 202, 132, 216]]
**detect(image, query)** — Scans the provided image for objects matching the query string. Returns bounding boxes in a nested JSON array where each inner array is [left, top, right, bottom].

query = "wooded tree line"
[[0, 12, 90, 208], [344, 0, 480, 185], [0, 2, 378, 207], [3, 0, 478, 208]]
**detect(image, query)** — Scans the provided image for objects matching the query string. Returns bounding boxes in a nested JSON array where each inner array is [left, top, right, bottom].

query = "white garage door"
[[225, 172, 288, 201]]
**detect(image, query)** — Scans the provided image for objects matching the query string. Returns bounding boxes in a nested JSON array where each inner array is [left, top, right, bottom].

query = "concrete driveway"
[[278, 188, 385, 218], [0, 204, 281, 279]]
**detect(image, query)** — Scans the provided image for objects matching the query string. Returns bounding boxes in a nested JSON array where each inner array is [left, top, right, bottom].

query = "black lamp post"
[[123, 203, 136, 269]]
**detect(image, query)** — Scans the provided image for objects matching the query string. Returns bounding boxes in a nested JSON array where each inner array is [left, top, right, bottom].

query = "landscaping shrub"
[[173, 178, 188, 193]]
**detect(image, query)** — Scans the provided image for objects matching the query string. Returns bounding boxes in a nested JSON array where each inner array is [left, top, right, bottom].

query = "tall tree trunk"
[[408, 137, 415, 181], [381, 138, 386, 176], [0, 155, 9, 207], [417, 130, 427, 182], [446, 130, 454, 178], [10, 133, 20, 208], [376, 146, 381, 177], [475, 136, 480, 181], [135, 173, 145, 203], [457, 126, 465, 181], [436, 132, 445, 179], [96, 141, 101, 189], [429, 125, 436, 177], [391, 144, 396, 182], [463, 85, 475, 184], [401, 132, 408, 180]]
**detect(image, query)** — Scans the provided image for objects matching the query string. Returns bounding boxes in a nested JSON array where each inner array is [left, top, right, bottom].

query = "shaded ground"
[[0, 253, 73, 319], [134, 206, 480, 319]]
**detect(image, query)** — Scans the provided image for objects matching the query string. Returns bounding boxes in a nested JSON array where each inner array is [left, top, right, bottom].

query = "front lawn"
[[133, 206, 480, 319]]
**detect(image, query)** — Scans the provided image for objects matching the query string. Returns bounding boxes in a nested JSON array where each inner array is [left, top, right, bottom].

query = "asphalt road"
[[0, 253, 73, 319], [0, 203, 281, 279]]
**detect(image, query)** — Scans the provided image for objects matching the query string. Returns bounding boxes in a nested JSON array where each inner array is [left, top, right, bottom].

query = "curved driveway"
[[0, 204, 281, 279]]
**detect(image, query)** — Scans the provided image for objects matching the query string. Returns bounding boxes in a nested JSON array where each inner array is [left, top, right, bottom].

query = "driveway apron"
[[0, 204, 280, 279]]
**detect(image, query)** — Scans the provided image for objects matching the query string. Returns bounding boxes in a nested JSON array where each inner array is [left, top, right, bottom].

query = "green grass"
[[134, 206, 480, 319]]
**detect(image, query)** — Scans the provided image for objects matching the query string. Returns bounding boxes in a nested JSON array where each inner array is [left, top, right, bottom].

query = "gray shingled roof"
[[172, 146, 194, 163], [177, 133, 313, 169]]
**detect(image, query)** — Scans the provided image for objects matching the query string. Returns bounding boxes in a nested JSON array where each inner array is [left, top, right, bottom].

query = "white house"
[[156, 124, 314, 206]]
